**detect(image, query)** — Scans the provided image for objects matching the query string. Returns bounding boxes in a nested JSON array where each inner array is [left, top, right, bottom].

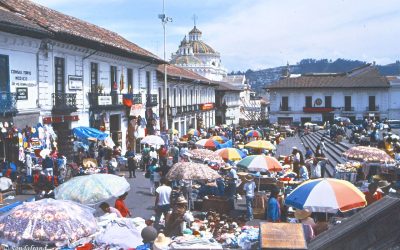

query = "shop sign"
[[200, 103, 214, 111], [42, 115, 79, 124], [16, 87, 28, 100], [130, 104, 143, 116], [98, 95, 112, 105], [68, 75, 83, 90]]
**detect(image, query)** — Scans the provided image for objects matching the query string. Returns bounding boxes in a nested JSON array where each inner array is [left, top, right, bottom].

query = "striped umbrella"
[[195, 139, 220, 149], [187, 129, 200, 136], [216, 148, 246, 161], [237, 155, 282, 172], [245, 140, 276, 150], [246, 130, 263, 138], [285, 178, 367, 213], [211, 136, 229, 143]]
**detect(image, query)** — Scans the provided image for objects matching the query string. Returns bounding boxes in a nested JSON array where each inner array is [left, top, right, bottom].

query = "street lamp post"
[[159, 0, 172, 131]]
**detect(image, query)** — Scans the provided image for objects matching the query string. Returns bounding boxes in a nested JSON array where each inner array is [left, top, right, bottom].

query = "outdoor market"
[[0, 120, 400, 250]]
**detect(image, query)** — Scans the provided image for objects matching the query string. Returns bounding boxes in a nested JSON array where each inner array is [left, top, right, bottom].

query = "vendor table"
[[260, 222, 307, 250]]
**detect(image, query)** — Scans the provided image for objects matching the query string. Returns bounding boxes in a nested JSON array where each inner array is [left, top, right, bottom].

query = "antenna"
[[192, 14, 198, 27]]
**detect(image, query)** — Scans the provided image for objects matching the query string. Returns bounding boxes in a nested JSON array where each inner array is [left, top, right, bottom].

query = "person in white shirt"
[[154, 178, 172, 230], [149, 147, 158, 160], [99, 202, 123, 218], [310, 158, 322, 179], [243, 174, 256, 220], [25, 149, 33, 176]]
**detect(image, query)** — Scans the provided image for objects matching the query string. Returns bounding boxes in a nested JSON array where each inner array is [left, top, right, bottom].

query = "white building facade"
[[268, 65, 391, 125], [0, 0, 163, 154]]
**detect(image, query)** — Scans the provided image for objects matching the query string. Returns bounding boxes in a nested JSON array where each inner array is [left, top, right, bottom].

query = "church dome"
[[190, 40, 216, 54], [170, 55, 202, 65]]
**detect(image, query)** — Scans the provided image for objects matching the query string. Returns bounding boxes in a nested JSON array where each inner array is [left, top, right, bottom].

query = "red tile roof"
[[0, 0, 162, 62], [268, 65, 389, 89], [0, 7, 48, 36], [157, 64, 215, 85]]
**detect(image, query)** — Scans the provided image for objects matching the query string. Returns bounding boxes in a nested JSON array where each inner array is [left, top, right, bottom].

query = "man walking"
[[154, 177, 172, 230], [125, 147, 136, 178]]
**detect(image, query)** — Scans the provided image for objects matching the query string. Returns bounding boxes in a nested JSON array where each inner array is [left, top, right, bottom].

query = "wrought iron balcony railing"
[[146, 94, 158, 107], [132, 94, 142, 104], [52, 93, 77, 113], [0, 92, 17, 115]]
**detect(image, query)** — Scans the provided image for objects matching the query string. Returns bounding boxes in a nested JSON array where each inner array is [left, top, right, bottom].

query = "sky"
[[31, 0, 400, 71]]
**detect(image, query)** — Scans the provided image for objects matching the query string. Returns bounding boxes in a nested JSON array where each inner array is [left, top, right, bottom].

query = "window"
[[174, 89, 177, 106], [90, 62, 98, 93], [55, 57, 65, 93], [344, 96, 352, 111], [185, 89, 188, 106], [0, 55, 9, 92], [110, 66, 117, 92], [369, 96, 376, 111], [305, 96, 312, 107], [146, 71, 151, 93], [127, 68, 133, 93], [179, 89, 183, 106], [190, 90, 193, 105], [281, 96, 289, 111], [325, 96, 332, 108]]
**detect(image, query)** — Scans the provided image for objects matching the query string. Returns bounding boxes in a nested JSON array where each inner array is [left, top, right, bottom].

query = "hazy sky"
[[32, 0, 400, 71]]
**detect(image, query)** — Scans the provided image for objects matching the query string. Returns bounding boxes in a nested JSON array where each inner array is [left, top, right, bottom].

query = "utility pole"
[[158, 0, 172, 130]]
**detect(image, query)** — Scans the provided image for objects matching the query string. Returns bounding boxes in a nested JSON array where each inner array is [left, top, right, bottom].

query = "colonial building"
[[267, 64, 391, 125], [169, 25, 264, 126], [0, 0, 164, 154], [156, 64, 216, 137], [387, 76, 400, 119]]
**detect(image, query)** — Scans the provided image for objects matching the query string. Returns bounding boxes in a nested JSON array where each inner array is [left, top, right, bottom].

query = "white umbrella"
[[141, 135, 165, 146]]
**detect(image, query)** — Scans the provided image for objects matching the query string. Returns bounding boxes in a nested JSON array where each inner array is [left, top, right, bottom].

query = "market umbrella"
[[211, 136, 229, 143], [237, 155, 282, 172], [189, 149, 224, 163], [166, 162, 221, 181], [245, 130, 263, 138], [285, 178, 367, 213], [195, 139, 220, 150], [245, 140, 276, 150], [187, 129, 201, 136], [342, 146, 395, 164], [167, 129, 179, 135], [0, 199, 97, 246], [141, 135, 165, 146], [216, 148, 246, 161], [54, 174, 130, 205]]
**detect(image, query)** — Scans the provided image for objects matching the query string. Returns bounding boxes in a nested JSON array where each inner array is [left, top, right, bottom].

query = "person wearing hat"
[[223, 164, 238, 210], [266, 186, 281, 222], [295, 209, 316, 228], [165, 196, 188, 237], [136, 226, 158, 250], [243, 174, 256, 221], [153, 233, 171, 250]]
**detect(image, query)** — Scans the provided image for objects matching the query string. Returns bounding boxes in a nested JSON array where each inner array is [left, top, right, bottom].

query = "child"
[[99, 202, 122, 217]]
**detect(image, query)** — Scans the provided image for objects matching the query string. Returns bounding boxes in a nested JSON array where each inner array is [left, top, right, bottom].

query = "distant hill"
[[230, 59, 400, 92]]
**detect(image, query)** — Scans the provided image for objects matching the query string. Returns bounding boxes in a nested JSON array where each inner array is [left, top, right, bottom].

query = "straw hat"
[[245, 174, 254, 182], [378, 180, 391, 189], [223, 164, 232, 170], [83, 158, 98, 168], [153, 233, 171, 250], [176, 196, 188, 204], [294, 209, 312, 220]]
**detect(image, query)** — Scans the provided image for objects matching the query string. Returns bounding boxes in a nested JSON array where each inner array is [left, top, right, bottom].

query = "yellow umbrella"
[[216, 148, 245, 161], [245, 140, 275, 150]]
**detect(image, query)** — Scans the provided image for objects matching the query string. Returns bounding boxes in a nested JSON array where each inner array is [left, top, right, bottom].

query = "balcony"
[[279, 107, 292, 112], [52, 93, 77, 114], [132, 94, 142, 104], [366, 106, 379, 112], [177, 106, 182, 114], [0, 92, 17, 116], [182, 106, 188, 113], [343, 107, 355, 112], [88, 92, 124, 110], [146, 94, 158, 107], [193, 104, 199, 111], [303, 107, 334, 113]]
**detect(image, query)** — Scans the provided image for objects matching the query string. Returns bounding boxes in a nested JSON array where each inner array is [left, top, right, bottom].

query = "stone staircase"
[[300, 130, 351, 177]]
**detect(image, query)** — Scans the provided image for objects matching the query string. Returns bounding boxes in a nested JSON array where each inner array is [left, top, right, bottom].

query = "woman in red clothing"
[[114, 192, 131, 217]]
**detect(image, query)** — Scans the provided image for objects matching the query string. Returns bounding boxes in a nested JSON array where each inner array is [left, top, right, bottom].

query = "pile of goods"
[[336, 162, 362, 173], [190, 149, 224, 163], [343, 146, 395, 164]]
